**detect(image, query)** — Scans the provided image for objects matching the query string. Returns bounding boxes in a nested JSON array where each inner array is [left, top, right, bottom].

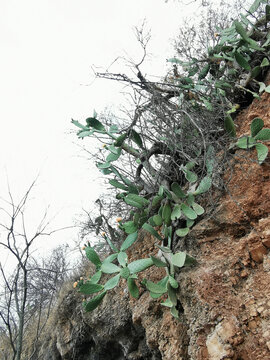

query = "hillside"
[[19, 85, 270, 360], [1, 1, 270, 359]]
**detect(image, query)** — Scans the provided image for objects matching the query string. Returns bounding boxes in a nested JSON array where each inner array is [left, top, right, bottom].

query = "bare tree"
[[0, 180, 71, 360], [24, 245, 72, 360]]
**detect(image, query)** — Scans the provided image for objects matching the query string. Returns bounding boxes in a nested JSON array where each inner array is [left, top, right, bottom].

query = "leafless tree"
[[90, 26, 225, 181], [0, 180, 71, 360]]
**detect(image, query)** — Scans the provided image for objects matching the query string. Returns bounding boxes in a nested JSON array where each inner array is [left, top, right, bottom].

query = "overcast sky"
[[0, 0, 201, 260]]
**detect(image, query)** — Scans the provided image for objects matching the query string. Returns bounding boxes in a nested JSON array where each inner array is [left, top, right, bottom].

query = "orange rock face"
[[124, 83, 270, 360]]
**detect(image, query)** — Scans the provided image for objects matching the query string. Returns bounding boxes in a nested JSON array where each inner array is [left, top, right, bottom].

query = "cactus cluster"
[[72, 0, 270, 320], [78, 236, 196, 319]]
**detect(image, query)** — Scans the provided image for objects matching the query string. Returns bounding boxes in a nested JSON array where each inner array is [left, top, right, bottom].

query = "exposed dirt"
[[176, 80, 270, 359], [124, 79, 270, 359]]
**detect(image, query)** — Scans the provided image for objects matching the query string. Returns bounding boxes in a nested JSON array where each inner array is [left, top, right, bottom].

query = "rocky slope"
[[35, 89, 270, 360]]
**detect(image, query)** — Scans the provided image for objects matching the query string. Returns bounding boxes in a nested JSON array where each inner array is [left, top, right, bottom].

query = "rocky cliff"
[[34, 89, 270, 360]]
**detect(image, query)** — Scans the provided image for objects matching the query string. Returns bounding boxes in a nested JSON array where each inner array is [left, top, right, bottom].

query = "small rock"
[[230, 276, 238, 285], [262, 309, 270, 318], [246, 299, 255, 305], [248, 320, 257, 330], [263, 255, 270, 272], [231, 335, 244, 346], [250, 308, 258, 317], [262, 238, 270, 248], [241, 259, 250, 267], [240, 270, 248, 278], [249, 244, 268, 263]]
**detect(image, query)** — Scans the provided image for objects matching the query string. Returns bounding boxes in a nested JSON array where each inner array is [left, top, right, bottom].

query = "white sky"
[[0, 0, 201, 260]]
